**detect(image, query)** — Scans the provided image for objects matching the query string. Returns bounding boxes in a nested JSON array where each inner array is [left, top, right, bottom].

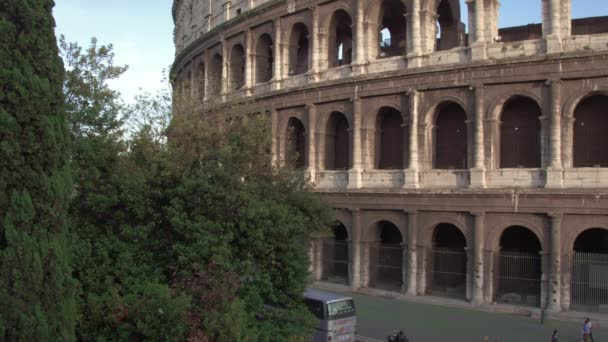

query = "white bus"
[[304, 289, 357, 342]]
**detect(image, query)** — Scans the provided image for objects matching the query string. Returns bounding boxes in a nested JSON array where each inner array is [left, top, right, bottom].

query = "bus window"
[[327, 299, 355, 320]]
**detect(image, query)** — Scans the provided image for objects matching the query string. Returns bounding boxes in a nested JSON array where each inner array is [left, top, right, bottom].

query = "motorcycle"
[[387, 330, 409, 342]]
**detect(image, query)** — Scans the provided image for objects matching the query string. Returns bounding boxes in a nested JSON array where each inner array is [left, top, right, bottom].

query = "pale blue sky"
[[53, 0, 608, 102]]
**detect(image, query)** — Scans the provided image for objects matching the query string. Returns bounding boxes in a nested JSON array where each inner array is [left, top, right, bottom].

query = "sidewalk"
[[313, 281, 608, 341]]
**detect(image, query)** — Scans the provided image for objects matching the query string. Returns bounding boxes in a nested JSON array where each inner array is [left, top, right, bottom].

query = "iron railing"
[[494, 251, 541, 307], [571, 252, 608, 313], [429, 247, 467, 299], [322, 240, 349, 284]]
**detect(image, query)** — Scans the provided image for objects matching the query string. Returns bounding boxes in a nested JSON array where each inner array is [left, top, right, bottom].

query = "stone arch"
[[368, 219, 405, 291], [287, 22, 310, 76], [321, 220, 350, 284], [487, 90, 543, 121], [327, 9, 354, 67], [195, 59, 205, 100], [325, 111, 351, 170], [255, 33, 274, 84], [208, 52, 223, 96], [499, 96, 542, 168], [434, 0, 465, 51], [565, 218, 608, 253], [361, 212, 407, 242], [333, 210, 353, 238], [427, 222, 468, 298], [432, 101, 468, 169], [285, 117, 306, 169], [573, 228, 608, 253], [487, 219, 546, 252], [572, 94, 608, 167], [375, 106, 408, 169], [376, 0, 408, 58], [420, 215, 469, 248], [229, 44, 246, 90]]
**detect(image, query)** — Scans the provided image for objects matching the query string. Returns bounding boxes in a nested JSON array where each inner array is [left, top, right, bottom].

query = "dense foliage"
[[0, 1, 75, 340], [62, 37, 333, 341]]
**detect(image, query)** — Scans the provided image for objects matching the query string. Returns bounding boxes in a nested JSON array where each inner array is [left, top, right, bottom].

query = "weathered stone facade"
[[172, 0, 608, 313]]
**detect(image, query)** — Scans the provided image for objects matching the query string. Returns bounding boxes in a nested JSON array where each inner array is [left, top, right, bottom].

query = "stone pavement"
[[313, 282, 608, 342]]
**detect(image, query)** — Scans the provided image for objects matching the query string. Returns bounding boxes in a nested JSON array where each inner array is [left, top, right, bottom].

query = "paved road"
[[319, 288, 606, 342]]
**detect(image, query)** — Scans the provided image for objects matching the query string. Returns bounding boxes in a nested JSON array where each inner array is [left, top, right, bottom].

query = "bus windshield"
[[327, 299, 355, 319]]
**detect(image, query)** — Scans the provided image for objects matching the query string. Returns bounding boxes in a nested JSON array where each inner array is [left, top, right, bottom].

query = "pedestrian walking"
[[551, 329, 558, 342], [586, 318, 594, 342], [583, 318, 591, 342]]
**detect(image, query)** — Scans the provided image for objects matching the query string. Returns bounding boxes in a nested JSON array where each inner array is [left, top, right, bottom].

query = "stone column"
[[312, 237, 323, 281], [406, 0, 423, 67], [471, 212, 485, 305], [407, 211, 419, 296], [245, 29, 254, 95], [548, 213, 563, 312], [311, 5, 322, 81], [546, 80, 564, 188], [307, 104, 318, 184], [271, 109, 279, 165], [544, 0, 564, 53], [348, 98, 363, 188], [350, 209, 362, 289], [417, 244, 427, 295], [404, 90, 420, 188], [540, 249, 550, 309], [471, 85, 486, 188], [272, 18, 283, 90], [221, 37, 228, 100], [468, 0, 486, 60], [222, 1, 232, 22], [361, 241, 371, 287], [353, 0, 367, 74]]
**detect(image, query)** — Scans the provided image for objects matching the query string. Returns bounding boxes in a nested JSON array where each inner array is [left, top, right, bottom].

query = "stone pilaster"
[[221, 37, 228, 101], [406, 0, 423, 67], [348, 98, 363, 188], [471, 212, 485, 305], [244, 29, 254, 96], [307, 104, 317, 184], [350, 209, 362, 289], [353, 0, 367, 74], [407, 211, 418, 295], [543, 0, 565, 53], [471, 85, 486, 188], [468, 0, 487, 61], [271, 109, 279, 165], [548, 213, 563, 312], [272, 18, 283, 90], [361, 241, 371, 287], [222, 1, 232, 22], [546, 80, 564, 188], [404, 90, 420, 188], [310, 5, 322, 81]]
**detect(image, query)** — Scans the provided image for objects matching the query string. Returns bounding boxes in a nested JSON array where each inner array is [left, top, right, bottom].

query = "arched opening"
[[289, 23, 310, 75], [325, 112, 350, 170], [376, 107, 407, 169], [436, 0, 465, 50], [322, 222, 349, 284], [196, 62, 205, 100], [429, 223, 467, 298], [209, 53, 223, 96], [255, 34, 274, 84], [434, 102, 468, 169], [182, 71, 192, 108], [573, 95, 608, 167], [369, 221, 404, 291], [500, 97, 542, 168], [495, 226, 542, 307], [571, 228, 608, 312], [229, 44, 245, 90], [328, 10, 353, 67], [497, 1, 542, 42], [285, 118, 306, 169], [378, 0, 407, 57]]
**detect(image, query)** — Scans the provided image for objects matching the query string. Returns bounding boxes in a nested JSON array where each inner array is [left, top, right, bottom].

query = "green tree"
[[0, 1, 75, 340]]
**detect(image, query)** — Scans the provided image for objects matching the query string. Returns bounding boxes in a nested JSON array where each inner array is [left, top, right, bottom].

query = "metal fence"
[[571, 252, 608, 313], [494, 251, 541, 307], [369, 244, 404, 291], [428, 247, 467, 299], [322, 240, 349, 284]]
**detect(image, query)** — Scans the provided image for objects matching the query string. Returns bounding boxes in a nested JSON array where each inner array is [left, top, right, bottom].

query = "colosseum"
[[171, 0, 608, 315]]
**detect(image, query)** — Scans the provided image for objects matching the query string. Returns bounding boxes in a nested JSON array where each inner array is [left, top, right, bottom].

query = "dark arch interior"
[[500, 97, 542, 168], [434, 102, 468, 169], [573, 95, 608, 167], [230, 44, 245, 90], [256, 34, 274, 83], [325, 112, 350, 170], [379, 0, 407, 57], [379, 221, 402, 244], [436, 0, 464, 50], [286, 117, 306, 169], [377, 107, 407, 170], [574, 228, 608, 253], [433, 223, 466, 248], [329, 10, 353, 67], [209, 53, 223, 96], [500, 226, 542, 252], [333, 222, 348, 240], [290, 23, 309, 75], [197, 62, 205, 99]]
